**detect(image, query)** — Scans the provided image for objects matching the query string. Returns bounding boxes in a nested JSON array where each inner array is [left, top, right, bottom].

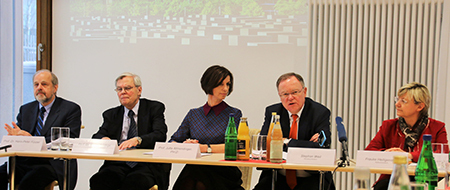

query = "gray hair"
[[115, 72, 142, 87], [33, 69, 58, 86]]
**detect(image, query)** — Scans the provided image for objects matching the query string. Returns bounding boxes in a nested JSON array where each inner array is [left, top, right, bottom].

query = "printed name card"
[[0, 136, 46, 151], [356, 150, 408, 169], [287, 147, 336, 165], [153, 142, 201, 159], [71, 138, 119, 155]]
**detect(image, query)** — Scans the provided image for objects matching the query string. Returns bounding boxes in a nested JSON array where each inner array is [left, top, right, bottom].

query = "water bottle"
[[388, 155, 411, 190], [224, 113, 237, 160], [415, 134, 438, 190]]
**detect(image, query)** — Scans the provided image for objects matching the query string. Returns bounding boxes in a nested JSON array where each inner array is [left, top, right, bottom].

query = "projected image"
[[69, 0, 308, 46]]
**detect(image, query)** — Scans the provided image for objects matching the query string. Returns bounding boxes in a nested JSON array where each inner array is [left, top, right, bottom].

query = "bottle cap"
[[423, 134, 432, 141], [354, 167, 370, 179], [229, 113, 234, 117], [240, 117, 247, 121], [393, 155, 407, 164]]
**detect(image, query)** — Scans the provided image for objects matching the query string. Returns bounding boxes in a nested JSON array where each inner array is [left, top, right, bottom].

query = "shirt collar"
[[288, 104, 304, 120], [39, 97, 56, 112], [124, 99, 140, 118], [203, 101, 228, 116]]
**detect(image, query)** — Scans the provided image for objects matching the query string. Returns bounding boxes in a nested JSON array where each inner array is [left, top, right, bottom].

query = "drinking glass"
[[59, 127, 70, 151], [410, 182, 427, 190], [251, 135, 267, 160], [432, 143, 450, 190], [51, 127, 61, 150]]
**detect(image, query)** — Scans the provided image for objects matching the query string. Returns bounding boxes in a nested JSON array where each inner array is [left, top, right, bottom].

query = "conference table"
[[1, 149, 447, 190]]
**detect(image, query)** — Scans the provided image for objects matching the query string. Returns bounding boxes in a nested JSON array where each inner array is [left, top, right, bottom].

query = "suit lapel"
[[25, 102, 40, 134], [279, 106, 290, 138], [137, 99, 148, 136], [298, 98, 311, 140]]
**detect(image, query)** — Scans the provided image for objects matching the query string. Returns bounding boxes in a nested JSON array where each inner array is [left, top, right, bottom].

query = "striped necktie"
[[35, 107, 46, 136], [126, 110, 138, 168], [127, 110, 137, 139]]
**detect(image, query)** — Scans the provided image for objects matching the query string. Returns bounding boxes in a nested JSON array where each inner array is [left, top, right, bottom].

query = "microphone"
[[336, 116, 350, 166]]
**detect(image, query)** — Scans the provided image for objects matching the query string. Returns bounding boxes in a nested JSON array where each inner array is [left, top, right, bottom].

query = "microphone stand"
[[337, 141, 350, 167]]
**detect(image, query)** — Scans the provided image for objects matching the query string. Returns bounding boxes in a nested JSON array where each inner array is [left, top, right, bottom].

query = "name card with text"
[[153, 142, 201, 159], [71, 138, 119, 155], [356, 150, 408, 169], [287, 148, 336, 165], [0, 136, 46, 151]]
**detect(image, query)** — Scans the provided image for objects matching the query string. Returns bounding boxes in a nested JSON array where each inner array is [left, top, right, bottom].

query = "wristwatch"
[[207, 143, 212, 153], [135, 137, 142, 145]]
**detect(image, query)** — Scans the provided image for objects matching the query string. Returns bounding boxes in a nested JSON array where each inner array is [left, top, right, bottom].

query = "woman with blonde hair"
[[365, 82, 448, 190]]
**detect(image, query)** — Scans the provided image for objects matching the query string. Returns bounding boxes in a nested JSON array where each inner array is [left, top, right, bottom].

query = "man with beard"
[[0, 69, 81, 190]]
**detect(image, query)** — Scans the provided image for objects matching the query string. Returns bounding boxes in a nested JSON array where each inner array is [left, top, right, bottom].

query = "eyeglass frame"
[[114, 86, 136, 93], [394, 96, 418, 105], [279, 87, 305, 99]]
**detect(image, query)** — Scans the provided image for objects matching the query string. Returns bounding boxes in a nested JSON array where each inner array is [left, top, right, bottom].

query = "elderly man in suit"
[[254, 72, 335, 190], [0, 69, 82, 190], [90, 72, 169, 190]]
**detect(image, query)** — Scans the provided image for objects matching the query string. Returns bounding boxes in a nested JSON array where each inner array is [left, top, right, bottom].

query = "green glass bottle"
[[225, 113, 237, 160], [415, 134, 438, 190]]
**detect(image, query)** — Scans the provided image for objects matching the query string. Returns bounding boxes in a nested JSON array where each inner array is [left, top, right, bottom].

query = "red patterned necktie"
[[286, 114, 298, 189]]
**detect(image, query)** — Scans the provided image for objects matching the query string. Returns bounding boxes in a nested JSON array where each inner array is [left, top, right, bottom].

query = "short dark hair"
[[276, 72, 305, 89], [201, 65, 234, 95]]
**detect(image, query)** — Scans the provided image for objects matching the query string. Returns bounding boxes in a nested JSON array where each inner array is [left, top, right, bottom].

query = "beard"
[[35, 93, 53, 104]]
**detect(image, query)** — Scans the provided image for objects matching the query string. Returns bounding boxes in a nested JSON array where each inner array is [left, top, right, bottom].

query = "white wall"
[[52, 2, 309, 190]]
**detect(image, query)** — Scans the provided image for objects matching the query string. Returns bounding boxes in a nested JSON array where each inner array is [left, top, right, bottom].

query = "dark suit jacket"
[[257, 97, 334, 190], [260, 97, 331, 148], [17, 96, 81, 190], [92, 98, 169, 189]]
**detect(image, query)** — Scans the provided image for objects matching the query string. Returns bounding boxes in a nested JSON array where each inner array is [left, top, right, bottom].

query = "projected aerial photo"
[[69, 0, 308, 47]]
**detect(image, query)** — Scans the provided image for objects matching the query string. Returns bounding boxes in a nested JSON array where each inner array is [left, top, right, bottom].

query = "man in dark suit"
[[90, 72, 169, 190], [254, 73, 335, 190], [1, 69, 81, 190]]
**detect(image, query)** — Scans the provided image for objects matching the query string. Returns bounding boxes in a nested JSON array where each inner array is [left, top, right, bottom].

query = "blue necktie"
[[35, 107, 46, 136], [126, 110, 137, 168]]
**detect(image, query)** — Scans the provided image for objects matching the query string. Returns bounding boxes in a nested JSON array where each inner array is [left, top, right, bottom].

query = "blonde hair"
[[397, 82, 430, 116]]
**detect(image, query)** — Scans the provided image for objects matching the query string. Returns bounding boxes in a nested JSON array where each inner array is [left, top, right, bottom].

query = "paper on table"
[[144, 151, 212, 157]]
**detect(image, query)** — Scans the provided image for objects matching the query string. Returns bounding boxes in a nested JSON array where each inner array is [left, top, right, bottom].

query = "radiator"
[[307, 0, 444, 189]]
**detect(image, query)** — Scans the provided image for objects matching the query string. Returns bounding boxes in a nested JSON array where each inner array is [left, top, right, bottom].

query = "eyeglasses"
[[394, 96, 408, 105], [115, 86, 135, 93], [279, 87, 304, 99]]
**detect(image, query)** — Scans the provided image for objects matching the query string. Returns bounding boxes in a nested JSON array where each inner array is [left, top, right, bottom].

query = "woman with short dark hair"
[[170, 65, 244, 190]]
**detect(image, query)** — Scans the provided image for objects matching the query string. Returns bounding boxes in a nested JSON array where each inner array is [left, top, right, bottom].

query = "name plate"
[[356, 150, 408, 169], [153, 142, 201, 159], [0, 136, 46, 151], [71, 138, 119, 155], [287, 147, 336, 165]]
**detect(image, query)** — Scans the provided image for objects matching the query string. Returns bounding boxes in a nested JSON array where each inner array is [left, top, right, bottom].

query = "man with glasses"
[[0, 69, 81, 190], [90, 72, 169, 190], [254, 72, 335, 190]]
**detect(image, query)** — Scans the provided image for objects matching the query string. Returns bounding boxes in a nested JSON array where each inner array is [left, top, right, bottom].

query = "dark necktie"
[[35, 107, 46, 136], [127, 110, 137, 139], [286, 114, 298, 189], [126, 110, 137, 168]]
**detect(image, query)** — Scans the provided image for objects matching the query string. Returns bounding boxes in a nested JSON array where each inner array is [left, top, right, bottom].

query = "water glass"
[[410, 182, 427, 190], [251, 135, 267, 160], [59, 127, 70, 151], [51, 127, 61, 150]]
